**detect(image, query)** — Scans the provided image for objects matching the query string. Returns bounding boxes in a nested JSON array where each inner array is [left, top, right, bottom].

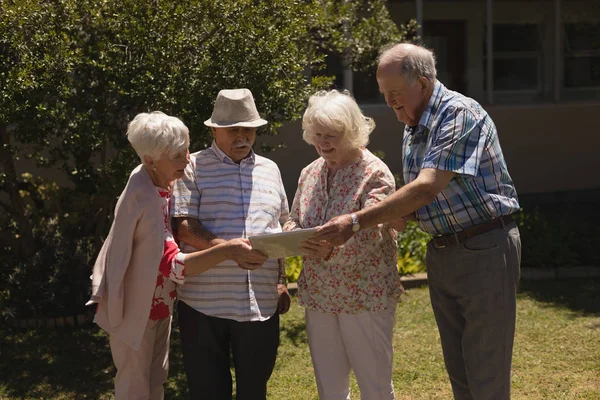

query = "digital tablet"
[[248, 228, 317, 259]]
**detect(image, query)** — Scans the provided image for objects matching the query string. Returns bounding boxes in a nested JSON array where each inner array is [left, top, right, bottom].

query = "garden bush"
[[285, 221, 430, 283], [1, 0, 413, 322], [515, 205, 600, 268]]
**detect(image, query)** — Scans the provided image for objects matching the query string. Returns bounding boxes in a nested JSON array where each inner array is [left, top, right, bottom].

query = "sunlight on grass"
[[511, 285, 600, 400], [1, 280, 599, 399]]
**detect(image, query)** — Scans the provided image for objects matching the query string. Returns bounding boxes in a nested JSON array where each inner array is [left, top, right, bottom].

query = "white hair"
[[302, 90, 374, 149], [379, 43, 437, 84], [126, 111, 189, 162]]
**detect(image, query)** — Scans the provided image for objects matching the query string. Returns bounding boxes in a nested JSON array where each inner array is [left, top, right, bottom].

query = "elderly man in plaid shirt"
[[316, 43, 521, 400]]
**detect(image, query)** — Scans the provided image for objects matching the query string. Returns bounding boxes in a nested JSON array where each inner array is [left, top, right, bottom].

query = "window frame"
[[483, 22, 545, 95], [562, 22, 600, 92]]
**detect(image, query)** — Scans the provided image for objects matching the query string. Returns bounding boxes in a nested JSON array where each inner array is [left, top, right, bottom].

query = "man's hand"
[[276, 284, 291, 315], [226, 238, 268, 270], [313, 214, 354, 246], [300, 238, 335, 259]]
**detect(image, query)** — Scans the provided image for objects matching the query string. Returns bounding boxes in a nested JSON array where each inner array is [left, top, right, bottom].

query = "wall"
[[255, 0, 600, 202], [256, 101, 600, 201]]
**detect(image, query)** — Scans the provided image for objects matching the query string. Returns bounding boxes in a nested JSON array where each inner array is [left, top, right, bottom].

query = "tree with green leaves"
[[0, 0, 416, 320]]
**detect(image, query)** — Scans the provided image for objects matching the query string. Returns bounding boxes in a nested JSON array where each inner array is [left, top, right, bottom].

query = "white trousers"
[[109, 316, 172, 400], [305, 305, 397, 400]]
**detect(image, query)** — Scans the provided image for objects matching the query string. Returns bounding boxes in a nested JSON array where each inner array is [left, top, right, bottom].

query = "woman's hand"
[[300, 238, 335, 260], [226, 238, 268, 270]]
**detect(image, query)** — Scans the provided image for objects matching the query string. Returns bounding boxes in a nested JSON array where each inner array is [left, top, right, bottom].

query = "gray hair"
[[379, 43, 437, 84], [126, 111, 190, 163], [302, 89, 374, 149]]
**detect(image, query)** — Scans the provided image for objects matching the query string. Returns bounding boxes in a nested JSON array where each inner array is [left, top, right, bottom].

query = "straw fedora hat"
[[204, 88, 268, 128]]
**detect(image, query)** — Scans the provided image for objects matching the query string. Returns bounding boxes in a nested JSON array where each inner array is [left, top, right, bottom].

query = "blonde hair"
[[302, 90, 374, 149], [126, 111, 189, 162]]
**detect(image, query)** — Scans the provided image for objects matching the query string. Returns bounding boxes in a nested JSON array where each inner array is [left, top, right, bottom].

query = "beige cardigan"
[[87, 165, 165, 350]]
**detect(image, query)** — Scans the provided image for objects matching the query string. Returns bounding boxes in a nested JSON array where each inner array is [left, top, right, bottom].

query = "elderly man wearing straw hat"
[[171, 88, 291, 400]]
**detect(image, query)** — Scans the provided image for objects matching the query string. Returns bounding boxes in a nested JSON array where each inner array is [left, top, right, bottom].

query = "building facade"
[[258, 0, 600, 201]]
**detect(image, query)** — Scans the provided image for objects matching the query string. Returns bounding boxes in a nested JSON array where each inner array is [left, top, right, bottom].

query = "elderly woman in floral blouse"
[[283, 90, 403, 400], [87, 111, 265, 400]]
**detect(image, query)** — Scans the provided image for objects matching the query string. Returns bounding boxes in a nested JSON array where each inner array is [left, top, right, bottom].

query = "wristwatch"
[[350, 213, 360, 233]]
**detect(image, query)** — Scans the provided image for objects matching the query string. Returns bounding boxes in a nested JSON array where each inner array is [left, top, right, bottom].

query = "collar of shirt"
[[406, 80, 446, 137], [210, 140, 256, 165], [157, 188, 170, 198]]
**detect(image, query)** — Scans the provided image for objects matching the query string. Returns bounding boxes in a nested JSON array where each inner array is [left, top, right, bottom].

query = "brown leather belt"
[[431, 215, 514, 249]]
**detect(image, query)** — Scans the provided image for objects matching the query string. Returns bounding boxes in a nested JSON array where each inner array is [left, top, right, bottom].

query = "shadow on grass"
[[0, 317, 191, 399], [0, 323, 114, 399], [165, 316, 189, 400], [280, 320, 307, 346], [517, 278, 600, 316]]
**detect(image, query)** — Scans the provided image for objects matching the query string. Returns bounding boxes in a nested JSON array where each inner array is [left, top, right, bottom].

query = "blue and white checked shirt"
[[171, 142, 289, 322], [403, 81, 520, 236]]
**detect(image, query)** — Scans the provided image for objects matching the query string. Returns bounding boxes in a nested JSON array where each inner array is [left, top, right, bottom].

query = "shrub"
[[285, 256, 303, 284], [1, 0, 414, 322], [515, 207, 600, 268], [284, 222, 430, 284], [0, 183, 96, 320], [397, 221, 430, 275]]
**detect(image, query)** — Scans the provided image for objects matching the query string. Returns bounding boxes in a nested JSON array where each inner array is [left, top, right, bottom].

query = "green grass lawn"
[[1, 279, 599, 399]]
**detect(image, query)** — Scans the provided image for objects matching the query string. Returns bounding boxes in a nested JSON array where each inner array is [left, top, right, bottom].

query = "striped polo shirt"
[[171, 141, 289, 322], [403, 81, 520, 236]]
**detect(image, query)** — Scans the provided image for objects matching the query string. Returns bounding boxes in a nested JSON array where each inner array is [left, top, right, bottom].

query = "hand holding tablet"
[[248, 228, 317, 259]]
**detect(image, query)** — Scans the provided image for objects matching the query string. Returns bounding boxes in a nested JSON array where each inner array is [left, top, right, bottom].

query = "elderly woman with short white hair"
[[87, 111, 264, 400], [283, 90, 404, 400]]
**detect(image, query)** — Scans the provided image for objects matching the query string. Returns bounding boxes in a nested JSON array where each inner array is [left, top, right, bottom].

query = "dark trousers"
[[426, 223, 521, 400], [177, 300, 280, 400]]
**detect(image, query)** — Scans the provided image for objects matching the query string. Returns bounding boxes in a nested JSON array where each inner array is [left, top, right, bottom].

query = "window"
[[483, 23, 544, 92], [564, 23, 600, 89]]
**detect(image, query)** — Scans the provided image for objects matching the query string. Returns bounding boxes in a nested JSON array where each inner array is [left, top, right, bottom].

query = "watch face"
[[350, 213, 360, 233]]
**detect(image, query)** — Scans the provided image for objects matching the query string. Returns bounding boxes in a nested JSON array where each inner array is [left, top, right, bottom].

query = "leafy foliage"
[[285, 256, 304, 284], [397, 221, 430, 275], [515, 206, 600, 268], [284, 222, 430, 284], [0, 0, 412, 319]]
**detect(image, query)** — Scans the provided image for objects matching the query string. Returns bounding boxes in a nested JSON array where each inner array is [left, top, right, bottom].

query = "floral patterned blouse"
[[283, 149, 404, 314], [149, 188, 186, 321]]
